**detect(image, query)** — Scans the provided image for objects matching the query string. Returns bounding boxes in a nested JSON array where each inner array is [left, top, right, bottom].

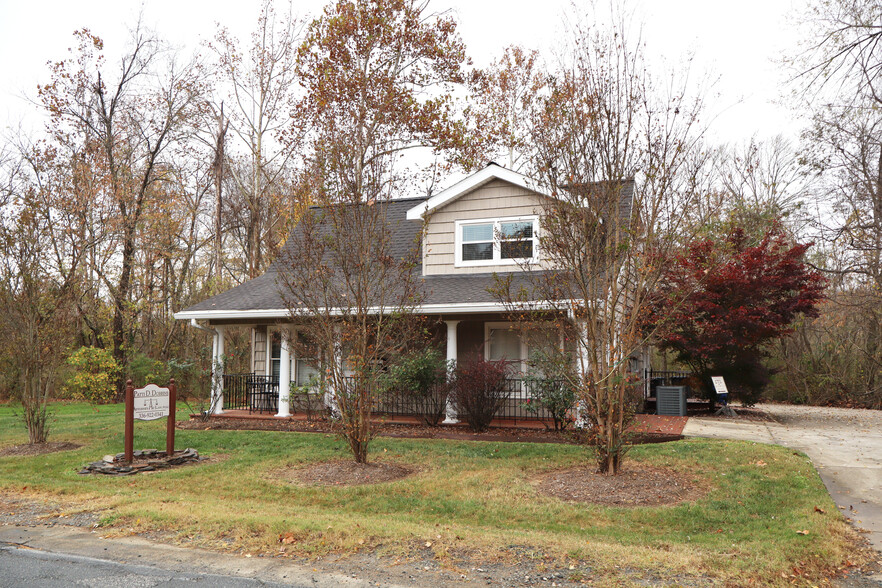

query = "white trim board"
[[174, 300, 579, 322]]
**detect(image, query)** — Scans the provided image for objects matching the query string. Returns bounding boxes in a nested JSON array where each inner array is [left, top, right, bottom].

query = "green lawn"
[[0, 402, 864, 585]]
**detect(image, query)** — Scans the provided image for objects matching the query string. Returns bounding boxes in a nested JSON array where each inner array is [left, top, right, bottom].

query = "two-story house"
[[174, 163, 640, 421]]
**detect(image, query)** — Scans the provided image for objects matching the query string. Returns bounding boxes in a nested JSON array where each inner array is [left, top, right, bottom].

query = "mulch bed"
[[538, 464, 706, 507], [178, 417, 682, 445], [0, 442, 81, 457], [276, 460, 414, 486]]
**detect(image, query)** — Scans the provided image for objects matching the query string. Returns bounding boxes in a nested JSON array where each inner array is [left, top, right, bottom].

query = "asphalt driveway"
[[683, 404, 882, 554]]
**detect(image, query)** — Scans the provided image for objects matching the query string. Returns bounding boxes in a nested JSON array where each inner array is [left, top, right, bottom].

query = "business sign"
[[711, 376, 729, 394], [133, 384, 170, 421]]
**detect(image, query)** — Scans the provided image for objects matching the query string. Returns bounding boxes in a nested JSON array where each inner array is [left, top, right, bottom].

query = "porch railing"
[[222, 373, 565, 422], [223, 374, 279, 413], [643, 369, 692, 400]]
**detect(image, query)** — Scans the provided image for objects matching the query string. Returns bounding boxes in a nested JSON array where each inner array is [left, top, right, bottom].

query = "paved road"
[[683, 404, 882, 553], [0, 543, 289, 587], [0, 525, 403, 588]]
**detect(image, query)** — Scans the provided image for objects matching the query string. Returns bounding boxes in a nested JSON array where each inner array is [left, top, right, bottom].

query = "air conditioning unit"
[[656, 386, 687, 417]]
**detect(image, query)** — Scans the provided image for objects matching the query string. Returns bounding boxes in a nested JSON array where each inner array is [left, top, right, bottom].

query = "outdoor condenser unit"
[[656, 386, 687, 417]]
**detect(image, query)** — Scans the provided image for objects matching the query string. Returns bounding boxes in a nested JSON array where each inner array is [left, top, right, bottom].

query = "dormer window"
[[455, 216, 538, 267]]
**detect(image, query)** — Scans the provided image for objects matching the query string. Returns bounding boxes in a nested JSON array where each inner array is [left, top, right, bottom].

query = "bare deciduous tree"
[[492, 13, 712, 474], [210, 0, 304, 280], [0, 141, 83, 442], [278, 0, 469, 463], [38, 25, 205, 394]]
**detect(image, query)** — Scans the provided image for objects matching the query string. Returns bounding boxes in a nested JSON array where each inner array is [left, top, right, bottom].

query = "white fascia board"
[[405, 166, 547, 220], [174, 309, 290, 321], [175, 299, 577, 322]]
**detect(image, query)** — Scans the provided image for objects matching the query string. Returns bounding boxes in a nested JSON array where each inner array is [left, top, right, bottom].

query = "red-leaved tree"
[[647, 226, 826, 406]]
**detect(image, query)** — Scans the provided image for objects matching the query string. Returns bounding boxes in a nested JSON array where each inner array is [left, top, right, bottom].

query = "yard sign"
[[711, 377, 729, 395], [124, 379, 177, 463]]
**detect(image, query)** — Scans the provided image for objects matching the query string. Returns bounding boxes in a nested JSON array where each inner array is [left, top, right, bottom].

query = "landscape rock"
[[78, 448, 202, 476]]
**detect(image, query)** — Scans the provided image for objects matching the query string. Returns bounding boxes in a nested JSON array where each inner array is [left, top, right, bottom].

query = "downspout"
[[189, 318, 217, 336]]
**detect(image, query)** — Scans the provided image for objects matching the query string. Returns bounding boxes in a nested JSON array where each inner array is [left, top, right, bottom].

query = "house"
[[174, 163, 644, 422]]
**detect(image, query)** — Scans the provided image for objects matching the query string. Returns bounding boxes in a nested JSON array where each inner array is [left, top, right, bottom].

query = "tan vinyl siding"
[[252, 326, 267, 375], [424, 179, 549, 275]]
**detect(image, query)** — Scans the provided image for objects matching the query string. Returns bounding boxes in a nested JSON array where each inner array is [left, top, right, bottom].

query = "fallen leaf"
[[425, 541, 432, 548], [755, 460, 767, 467], [814, 506, 825, 514], [796, 530, 810, 536], [279, 532, 296, 545]]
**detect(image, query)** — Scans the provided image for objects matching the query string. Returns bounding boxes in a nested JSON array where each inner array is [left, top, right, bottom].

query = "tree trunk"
[[113, 230, 135, 399]]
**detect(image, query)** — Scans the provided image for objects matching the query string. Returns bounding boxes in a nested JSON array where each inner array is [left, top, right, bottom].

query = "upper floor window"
[[455, 216, 538, 267]]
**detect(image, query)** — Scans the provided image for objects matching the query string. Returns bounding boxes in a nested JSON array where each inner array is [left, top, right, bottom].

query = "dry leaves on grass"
[[537, 464, 706, 507], [273, 460, 415, 487]]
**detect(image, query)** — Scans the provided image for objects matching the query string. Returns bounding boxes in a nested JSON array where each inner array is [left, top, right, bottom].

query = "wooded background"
[[1, 0, 880, 412]]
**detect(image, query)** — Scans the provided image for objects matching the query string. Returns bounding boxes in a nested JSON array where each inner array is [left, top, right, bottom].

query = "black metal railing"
[[222, 373, 279, 413], [346, 376, 565, 423], [643, 369, 692, 400], [223, 373, 572, 423]]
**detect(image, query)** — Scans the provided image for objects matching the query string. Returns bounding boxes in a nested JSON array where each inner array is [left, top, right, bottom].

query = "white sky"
[[0, 0, 809, 146]]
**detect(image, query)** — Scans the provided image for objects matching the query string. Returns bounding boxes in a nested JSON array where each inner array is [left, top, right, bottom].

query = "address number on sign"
[[133, 384, 170, 421]]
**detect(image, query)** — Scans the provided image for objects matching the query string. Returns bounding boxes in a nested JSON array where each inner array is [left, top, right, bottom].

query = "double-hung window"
[[456, 216, 538, 266]]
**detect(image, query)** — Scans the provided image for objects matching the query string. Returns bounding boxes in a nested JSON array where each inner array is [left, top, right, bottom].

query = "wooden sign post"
[[124, 378, 177, 463]]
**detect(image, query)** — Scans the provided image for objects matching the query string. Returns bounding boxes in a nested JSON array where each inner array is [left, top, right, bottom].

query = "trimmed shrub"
[[451, 355, 511, 432], [523, 375, 576, 431], [385, 348, 450, 426]]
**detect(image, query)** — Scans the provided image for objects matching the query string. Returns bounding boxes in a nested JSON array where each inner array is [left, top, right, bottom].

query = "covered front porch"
[[203, 313, 595, 426]]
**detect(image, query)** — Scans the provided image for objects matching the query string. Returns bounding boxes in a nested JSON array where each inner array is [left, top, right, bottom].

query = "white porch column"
[[569, 311, 588, 429], [210, 325, 225, 414], [443, 320, 460, 424], [276, 327, 292, 417], [324, 325, 341, 416]]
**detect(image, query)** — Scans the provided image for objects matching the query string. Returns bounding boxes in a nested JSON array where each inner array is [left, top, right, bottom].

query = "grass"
[[0, 401, 866, 585]]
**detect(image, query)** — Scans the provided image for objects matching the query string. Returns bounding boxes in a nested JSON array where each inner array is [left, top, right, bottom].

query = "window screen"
[[461, 223, 494, 261]]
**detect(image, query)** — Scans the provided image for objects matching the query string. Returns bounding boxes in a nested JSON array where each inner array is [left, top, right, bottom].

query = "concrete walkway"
[[683, 404, 882, 554]]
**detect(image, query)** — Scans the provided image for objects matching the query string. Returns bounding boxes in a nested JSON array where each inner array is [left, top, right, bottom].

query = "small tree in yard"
[[451, 355, 512, 432], [488, 13, 713, 474], [278, 0, 469, 464], [0, 146, 81, 443], [647, 225, 826, 406]]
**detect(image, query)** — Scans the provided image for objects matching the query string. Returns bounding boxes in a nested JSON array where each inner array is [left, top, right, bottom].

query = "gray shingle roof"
[[178, 195, 550, 316], [177, 172, 634, 318]]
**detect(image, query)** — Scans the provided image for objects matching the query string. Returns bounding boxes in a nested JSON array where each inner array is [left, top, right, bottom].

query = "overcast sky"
[[0, 0, 809, 146]]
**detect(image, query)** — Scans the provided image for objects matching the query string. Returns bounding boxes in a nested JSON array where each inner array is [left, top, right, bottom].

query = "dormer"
[[406, 164, 552, 276]]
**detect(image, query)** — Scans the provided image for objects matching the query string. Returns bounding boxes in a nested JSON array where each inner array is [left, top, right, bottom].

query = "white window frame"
[[484, 321, 563, 399], [484, 321, 566, 373], [484, 321, 530, 374], [454, 215, 539, 268], [266, 326, 294, 381]]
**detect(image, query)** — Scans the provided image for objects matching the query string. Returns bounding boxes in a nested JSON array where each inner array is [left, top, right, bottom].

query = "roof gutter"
[[173, 299, 583, 322]]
